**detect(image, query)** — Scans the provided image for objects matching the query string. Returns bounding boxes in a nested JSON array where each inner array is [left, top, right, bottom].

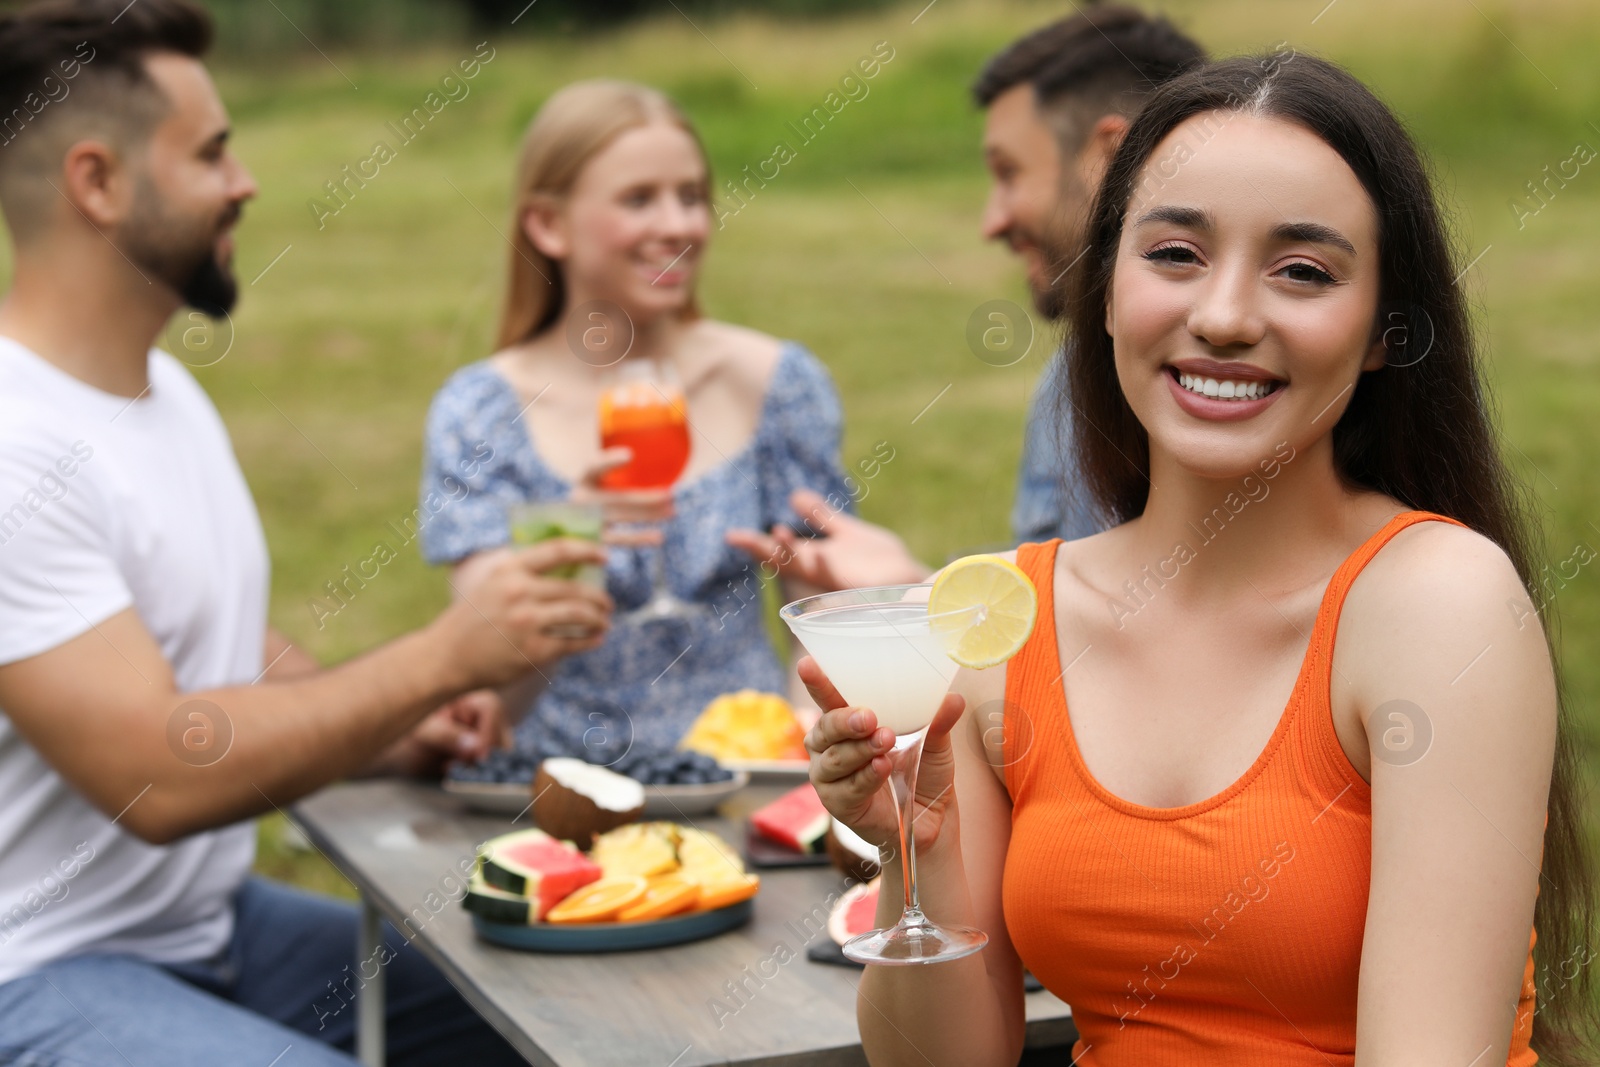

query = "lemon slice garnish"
[[927, 554, 1038, 670]]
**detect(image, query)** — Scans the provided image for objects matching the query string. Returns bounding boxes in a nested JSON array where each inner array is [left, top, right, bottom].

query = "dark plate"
[[803, 939, 1044, 989], [472, 899, 754, 953], [744, 826, 832, 868]]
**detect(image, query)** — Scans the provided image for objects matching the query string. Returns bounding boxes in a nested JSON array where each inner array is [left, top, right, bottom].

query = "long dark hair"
[[1064, 53, 1596, 1062]]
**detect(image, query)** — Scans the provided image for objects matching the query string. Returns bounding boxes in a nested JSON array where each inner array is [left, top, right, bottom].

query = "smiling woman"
[[1046, 54, 1597, 1064], [417, 79, 855, 762], [803, 51, 1598, 1067]]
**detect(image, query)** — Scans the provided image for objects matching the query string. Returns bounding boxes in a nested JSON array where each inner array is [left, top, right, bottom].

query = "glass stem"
[[649, 527, 669, 600], [890, 727, 928, 922]]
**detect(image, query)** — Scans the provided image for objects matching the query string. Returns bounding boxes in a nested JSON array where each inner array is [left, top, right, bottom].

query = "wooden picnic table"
[[292, 778, 1075, 1067]]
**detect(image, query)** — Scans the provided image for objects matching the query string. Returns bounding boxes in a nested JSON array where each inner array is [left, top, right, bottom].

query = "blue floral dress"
[[418, 342, 853, 761]]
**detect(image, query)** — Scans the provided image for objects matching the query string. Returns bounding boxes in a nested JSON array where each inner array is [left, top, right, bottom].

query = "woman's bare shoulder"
[[486, 336, 566, 385], [673, 319, 781, 404], [1351, 513, 1523, 612], [1339, 509, 1540, 703]]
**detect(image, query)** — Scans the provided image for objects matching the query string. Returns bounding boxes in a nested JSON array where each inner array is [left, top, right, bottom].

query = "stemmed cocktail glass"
[[597, 359, 698, 622], [781, 585, 988, 965]]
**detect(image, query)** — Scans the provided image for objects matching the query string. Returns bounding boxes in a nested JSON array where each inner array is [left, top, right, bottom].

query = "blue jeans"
[[0, 878, 522, 1066]]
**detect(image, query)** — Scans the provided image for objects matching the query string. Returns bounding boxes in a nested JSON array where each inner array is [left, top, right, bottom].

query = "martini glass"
[[780, 585, 987, 965]]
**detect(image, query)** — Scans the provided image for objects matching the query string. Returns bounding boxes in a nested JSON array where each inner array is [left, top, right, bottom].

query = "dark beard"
[[1029, 266, 1069, 320], [1030, 172, 1092, 322], [180, 252, 237, 317], [1016, 216, 1078, 322], [123, 179, 241, 317]]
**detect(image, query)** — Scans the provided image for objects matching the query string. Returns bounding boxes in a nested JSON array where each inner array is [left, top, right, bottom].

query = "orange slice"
[[546, 875, 648, 923], [618, 874, 700, 922], [696, 874, 761, 911]]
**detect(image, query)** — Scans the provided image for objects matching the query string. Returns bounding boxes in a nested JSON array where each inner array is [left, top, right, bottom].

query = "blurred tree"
[[195, 0, 895, 50], [461, 0, 895, 28], [460, 0, 652, 26]]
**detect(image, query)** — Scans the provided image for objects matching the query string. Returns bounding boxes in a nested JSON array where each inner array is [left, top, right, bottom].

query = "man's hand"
[[439, 538, 614, 690], [364, 689, 509, 778], [726, 488, 930, 591]]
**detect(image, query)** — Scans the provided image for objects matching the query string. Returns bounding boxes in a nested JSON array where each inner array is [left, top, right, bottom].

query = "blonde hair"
[[496, 79, 709, 349]]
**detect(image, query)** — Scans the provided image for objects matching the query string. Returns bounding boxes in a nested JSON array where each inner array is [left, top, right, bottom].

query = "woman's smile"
[[1161, 364, 1286, 421]]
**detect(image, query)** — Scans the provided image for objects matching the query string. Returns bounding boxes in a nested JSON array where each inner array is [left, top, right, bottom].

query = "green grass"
[[6, 0, 1600, 902]]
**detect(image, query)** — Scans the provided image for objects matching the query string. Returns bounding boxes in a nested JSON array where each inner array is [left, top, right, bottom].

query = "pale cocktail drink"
[[782, 602, 960, 735], [781, 585, 988, 965]]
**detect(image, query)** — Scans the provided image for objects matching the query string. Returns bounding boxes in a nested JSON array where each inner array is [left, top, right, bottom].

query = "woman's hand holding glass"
[[799, 654, 967, 860], [570, 447, 674, 546]]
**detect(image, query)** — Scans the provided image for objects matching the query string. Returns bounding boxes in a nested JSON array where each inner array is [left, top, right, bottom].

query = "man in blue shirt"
[[976, 7, 1202, 544], [728, 7, 1205, 584]]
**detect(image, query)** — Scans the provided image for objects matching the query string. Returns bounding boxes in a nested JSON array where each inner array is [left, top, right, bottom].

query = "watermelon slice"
[[463, 872, 539, 925], [828, 878, 881, 945], [477, 828, 603, 919], [750, 783, 830, 854]]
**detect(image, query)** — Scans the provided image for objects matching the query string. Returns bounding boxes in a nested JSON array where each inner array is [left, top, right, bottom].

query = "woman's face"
[[1106, 111, 1385, 480], [539, 121, 710, 320]]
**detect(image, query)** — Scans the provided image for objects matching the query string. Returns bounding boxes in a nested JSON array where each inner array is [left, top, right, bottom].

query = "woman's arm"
[[1345, 523, 1555, 1065], [803, 657, 1027, 1067]]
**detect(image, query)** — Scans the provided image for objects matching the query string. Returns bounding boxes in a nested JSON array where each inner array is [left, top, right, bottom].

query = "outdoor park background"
[[4, 0, 1598, 900]]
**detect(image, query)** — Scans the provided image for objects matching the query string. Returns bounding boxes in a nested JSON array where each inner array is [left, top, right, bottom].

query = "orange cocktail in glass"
[[597, 360, 698, 621], [597, 375, 690, 491]]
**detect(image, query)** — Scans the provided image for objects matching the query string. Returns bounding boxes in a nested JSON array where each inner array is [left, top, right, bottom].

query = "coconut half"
[[532, 758, 646, 847], [826, 819, 883, 883]]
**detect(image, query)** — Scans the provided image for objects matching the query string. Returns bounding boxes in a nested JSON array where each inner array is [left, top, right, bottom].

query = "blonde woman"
[[419, 80, 851, 761]]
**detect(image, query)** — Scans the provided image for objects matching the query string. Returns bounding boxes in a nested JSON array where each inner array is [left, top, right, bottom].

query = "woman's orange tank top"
[[1002, 510, 1538, 1065]]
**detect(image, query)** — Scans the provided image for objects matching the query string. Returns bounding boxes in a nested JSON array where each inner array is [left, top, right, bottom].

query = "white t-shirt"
[[0, 338, 264, 987]]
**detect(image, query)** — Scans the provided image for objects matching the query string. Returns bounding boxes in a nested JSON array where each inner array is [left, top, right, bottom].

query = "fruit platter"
[[444, 745, 748, 817], [465, 821, 760, 952]]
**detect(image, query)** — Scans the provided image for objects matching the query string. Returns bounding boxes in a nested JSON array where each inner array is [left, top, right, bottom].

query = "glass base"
[[627, 590, 704, 624], [841, 919, 988, 966]]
